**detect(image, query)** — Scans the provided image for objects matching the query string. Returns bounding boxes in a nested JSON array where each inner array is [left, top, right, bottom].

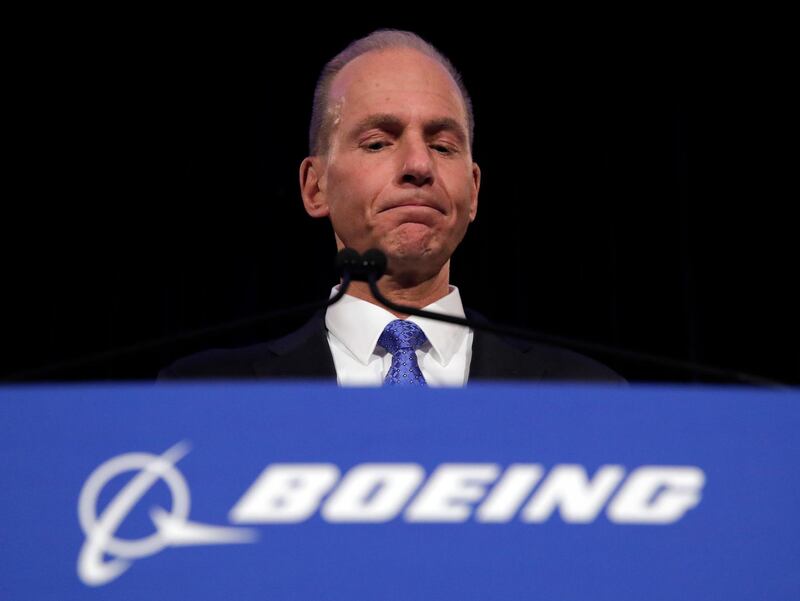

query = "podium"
[[1, 382, 798, 600]]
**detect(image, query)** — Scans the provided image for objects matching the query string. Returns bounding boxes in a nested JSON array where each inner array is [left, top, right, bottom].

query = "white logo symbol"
[[77, 442, 257, 587]]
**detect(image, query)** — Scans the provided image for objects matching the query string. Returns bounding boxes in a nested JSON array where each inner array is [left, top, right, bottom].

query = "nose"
[[398, 136, 434, 187]]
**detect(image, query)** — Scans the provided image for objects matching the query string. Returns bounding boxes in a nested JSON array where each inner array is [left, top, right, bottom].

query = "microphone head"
[[335, 248, 362, 278], [335, 248, 387, 281], [362, 248, 387, 279]]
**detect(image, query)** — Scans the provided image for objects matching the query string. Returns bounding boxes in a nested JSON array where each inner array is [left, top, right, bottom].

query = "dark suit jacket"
[[159, 310, 624, 382]]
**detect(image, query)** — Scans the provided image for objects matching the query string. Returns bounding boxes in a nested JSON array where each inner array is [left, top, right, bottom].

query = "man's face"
[[301, 47, 480, 279]]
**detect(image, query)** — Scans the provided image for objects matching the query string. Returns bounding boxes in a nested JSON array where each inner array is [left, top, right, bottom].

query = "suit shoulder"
[[158, 312, 329, 380], [523, 341, 626, 383], [157, 343, 274, 380]]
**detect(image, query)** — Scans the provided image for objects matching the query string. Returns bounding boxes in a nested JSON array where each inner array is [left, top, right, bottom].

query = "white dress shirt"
[[325, 286, 473, 386]]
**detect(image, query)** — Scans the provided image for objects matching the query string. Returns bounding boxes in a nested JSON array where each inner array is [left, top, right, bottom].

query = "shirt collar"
[[325, 285, 468, 367]]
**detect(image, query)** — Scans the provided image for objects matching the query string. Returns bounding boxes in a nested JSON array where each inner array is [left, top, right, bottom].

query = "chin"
[[384, 230, 433, 259], [384, 243, 448, 283]]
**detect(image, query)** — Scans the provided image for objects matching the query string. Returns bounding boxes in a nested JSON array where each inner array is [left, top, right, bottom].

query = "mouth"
[[378, 205, 444, 229], [379, 198, 446, 214]]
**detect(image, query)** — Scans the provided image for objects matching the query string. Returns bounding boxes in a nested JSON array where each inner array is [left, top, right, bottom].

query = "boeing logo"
[[77, 442, 257, 587], [78, 442, 706, 586]]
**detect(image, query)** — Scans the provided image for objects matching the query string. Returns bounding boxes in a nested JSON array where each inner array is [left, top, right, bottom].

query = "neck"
[[344, 262, 451, 318]]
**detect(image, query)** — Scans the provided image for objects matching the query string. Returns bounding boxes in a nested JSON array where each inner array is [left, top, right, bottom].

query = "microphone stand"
[[353, 249, 784, 388], [5, 271, 354, 381]]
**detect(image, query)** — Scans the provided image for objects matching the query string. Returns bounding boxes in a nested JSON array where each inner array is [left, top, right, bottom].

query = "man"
[[160, 30, 621, 385]]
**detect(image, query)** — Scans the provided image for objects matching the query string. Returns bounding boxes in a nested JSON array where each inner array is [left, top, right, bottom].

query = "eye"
[[431, 143, 455, 155], [363, 140, 390, 152]]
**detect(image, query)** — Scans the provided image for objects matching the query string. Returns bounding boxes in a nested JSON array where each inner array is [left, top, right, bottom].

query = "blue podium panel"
[[1, 382, 798, 600]]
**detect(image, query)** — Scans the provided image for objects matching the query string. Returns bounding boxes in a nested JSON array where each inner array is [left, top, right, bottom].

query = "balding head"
[[308, 29, 474, 157]]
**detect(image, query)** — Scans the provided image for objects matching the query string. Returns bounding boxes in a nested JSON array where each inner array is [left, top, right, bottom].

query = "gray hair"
[[308, 29, 474, 156]]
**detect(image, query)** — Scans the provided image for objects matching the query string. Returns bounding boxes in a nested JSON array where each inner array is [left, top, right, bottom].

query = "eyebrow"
[[424, 117, 468, 146], [350, 113, 468, 146]]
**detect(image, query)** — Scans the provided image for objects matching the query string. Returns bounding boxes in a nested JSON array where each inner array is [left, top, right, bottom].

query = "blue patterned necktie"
[[378, 320, 428, 387]]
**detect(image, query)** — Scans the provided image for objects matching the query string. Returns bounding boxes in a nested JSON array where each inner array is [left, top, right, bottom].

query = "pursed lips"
[[378, 198, 446, 214]]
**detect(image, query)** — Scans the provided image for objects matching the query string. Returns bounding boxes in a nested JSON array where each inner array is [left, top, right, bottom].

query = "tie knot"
[[378, 320, 428, 355]]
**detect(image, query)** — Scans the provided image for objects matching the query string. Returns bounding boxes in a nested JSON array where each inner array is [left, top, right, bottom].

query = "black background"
[[5, 17, 797, 384]]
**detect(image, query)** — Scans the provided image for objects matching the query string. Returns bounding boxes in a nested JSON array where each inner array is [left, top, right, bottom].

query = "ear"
[[469, 162, 481, 222], [299, 156, 330, 218]]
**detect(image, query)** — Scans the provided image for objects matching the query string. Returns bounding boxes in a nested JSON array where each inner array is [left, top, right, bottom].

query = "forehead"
[[328, 47, 467, 129]]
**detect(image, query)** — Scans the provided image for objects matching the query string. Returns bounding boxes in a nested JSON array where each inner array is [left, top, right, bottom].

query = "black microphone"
[[356, 248, 782, 387], [337, 247, 386, 281], [361, 248, 388, 280]]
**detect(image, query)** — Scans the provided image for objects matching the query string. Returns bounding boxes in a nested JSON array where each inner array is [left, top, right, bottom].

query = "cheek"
[[332, 169, 390, 220], [448, 176, 477, 218], [325, 168, 382, 241], [330, 160, 378, 201]]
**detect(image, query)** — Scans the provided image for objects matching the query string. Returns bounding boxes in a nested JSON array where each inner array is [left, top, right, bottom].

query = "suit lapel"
[[252, 312, 337, 379], [469, 327, 546, 381]]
